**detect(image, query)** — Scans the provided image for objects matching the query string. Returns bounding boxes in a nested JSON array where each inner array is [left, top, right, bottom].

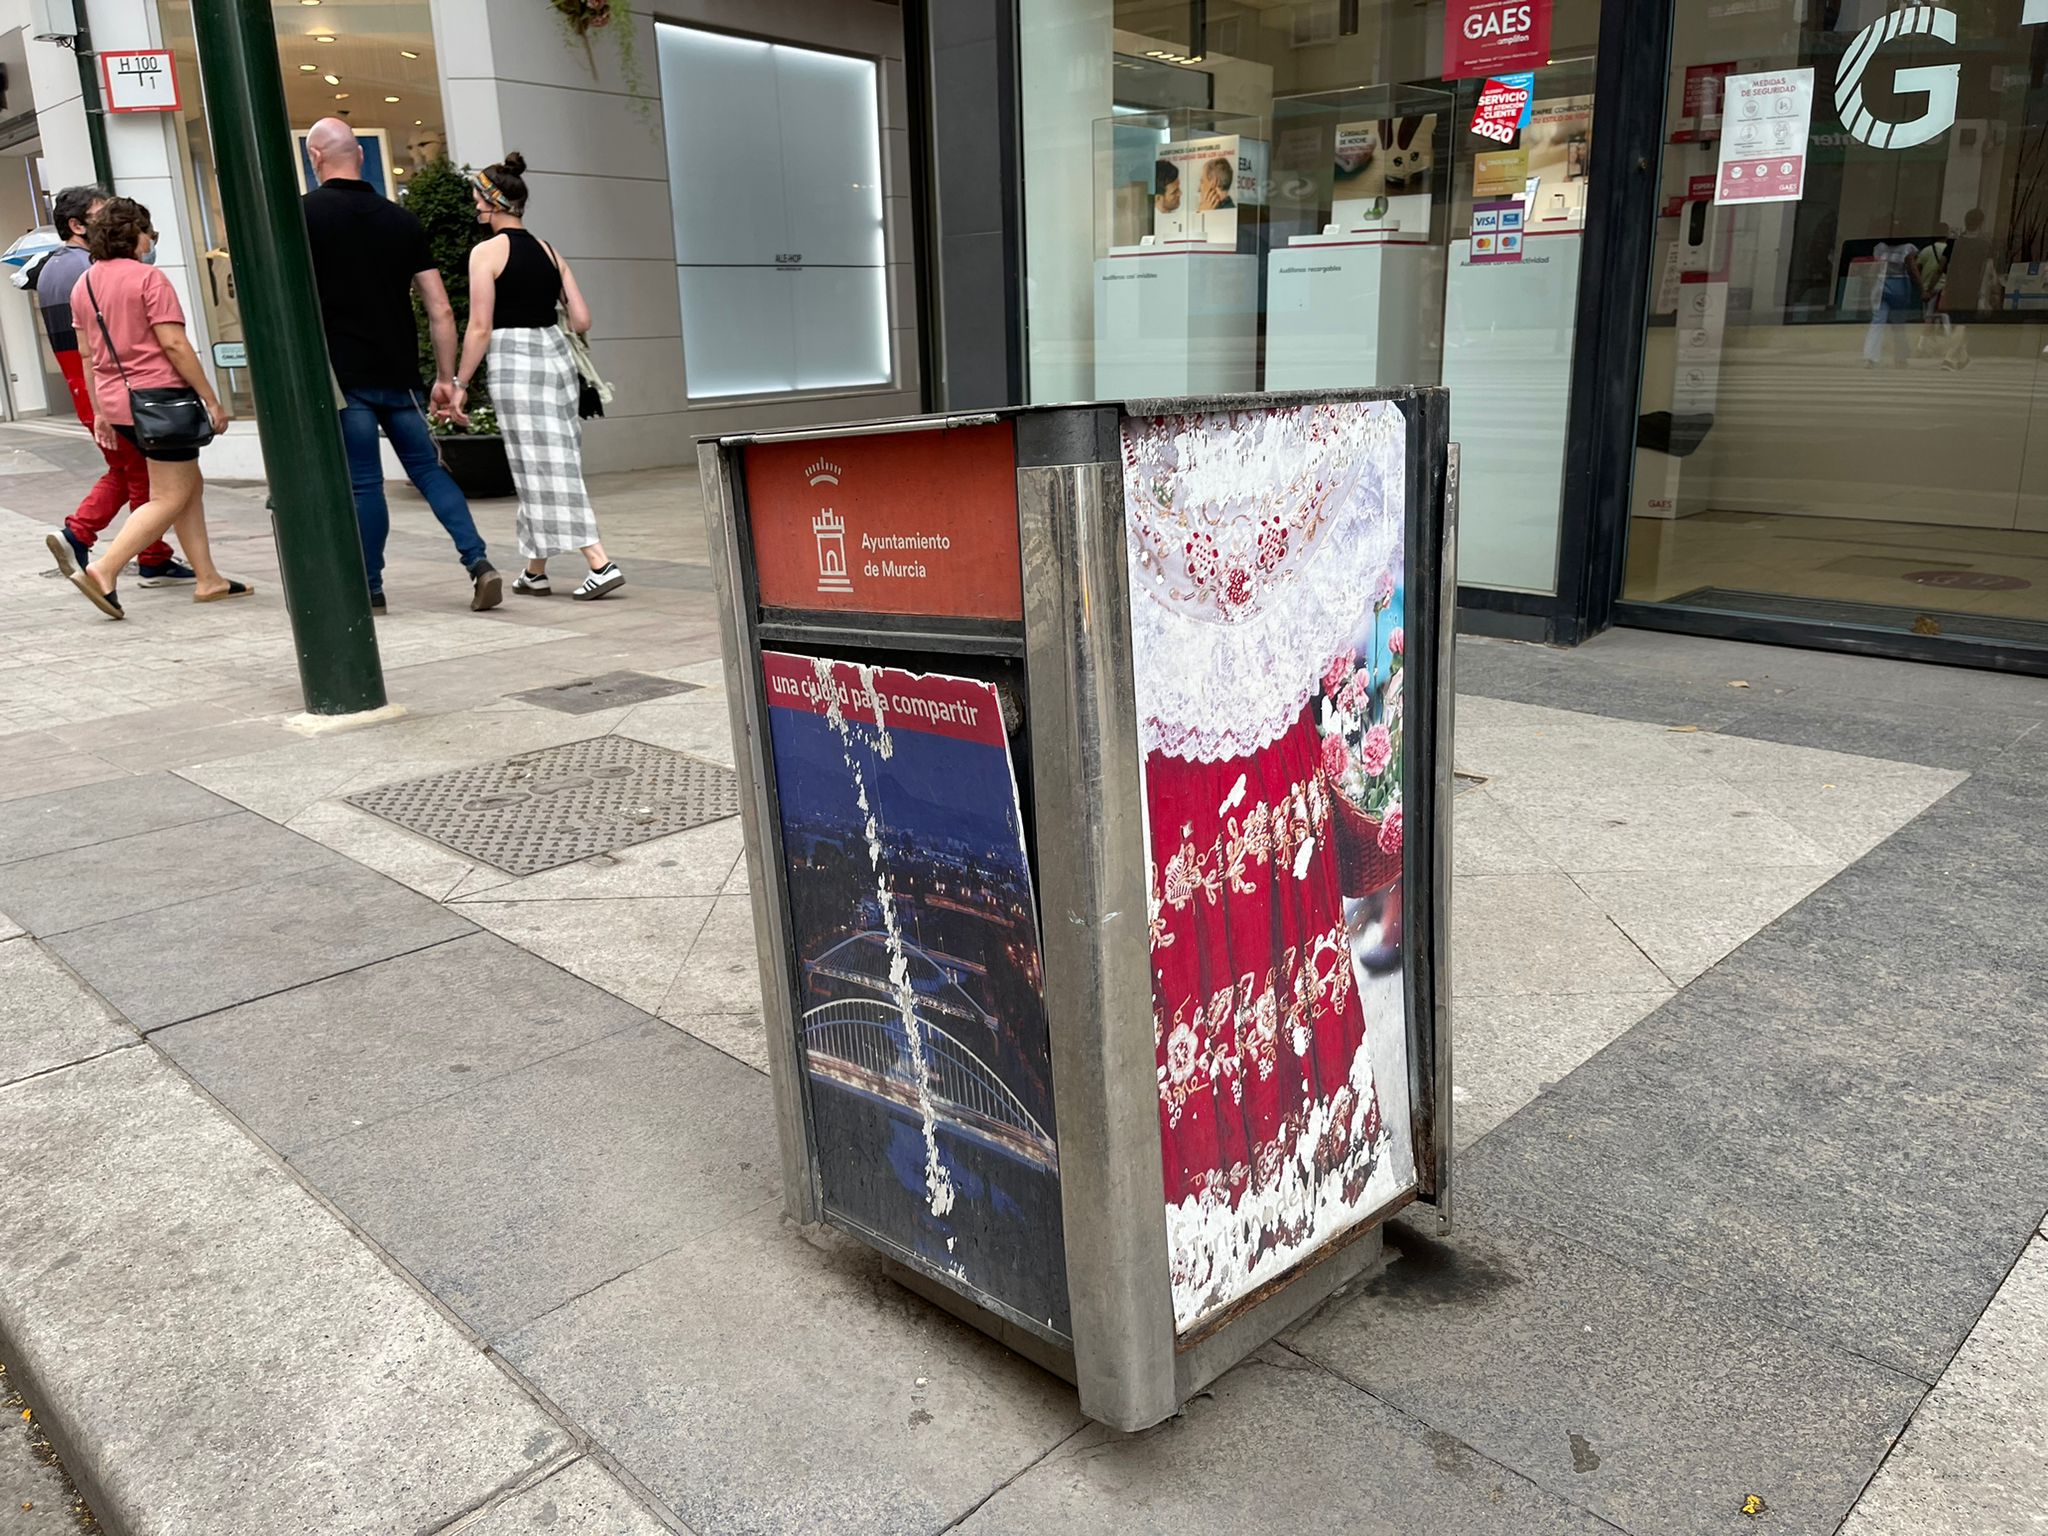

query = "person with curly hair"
[[64, 197, 249, 620]]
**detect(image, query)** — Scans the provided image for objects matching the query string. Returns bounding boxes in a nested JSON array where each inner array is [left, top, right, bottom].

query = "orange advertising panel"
[[744, 422, 1023, 622]]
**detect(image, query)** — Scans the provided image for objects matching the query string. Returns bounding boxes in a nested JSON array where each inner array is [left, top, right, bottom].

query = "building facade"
[[0, 0, 924, 479], [1, 0, 2045, 673]]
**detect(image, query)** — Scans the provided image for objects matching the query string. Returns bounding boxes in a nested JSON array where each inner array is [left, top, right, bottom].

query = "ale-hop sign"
[[743, 422, 1024, 622], [1471, 72, 1535, 143], [1443, 0, 1552, 81]]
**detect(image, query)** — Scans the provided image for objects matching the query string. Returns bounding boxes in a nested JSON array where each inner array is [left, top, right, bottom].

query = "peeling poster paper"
[[761, 651, 1069, 1336]]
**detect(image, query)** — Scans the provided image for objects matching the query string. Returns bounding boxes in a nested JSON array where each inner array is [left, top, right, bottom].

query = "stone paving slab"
[[45, 863, 475, 1032], [291, 1021, 783, 1340], [498, 1217, 1087, 1536], [1448, 990, 1672, 1146], [1289, 1210, 1923, 1536], [0, 771, 237, 865], [460, 897, 714, 1014], [1841, 1235, 2048, 1536], [0, 1361, 79, 1536], [1465, 953, 2048, 1385], [155, 932, 650, 1155], [461, 1458, 675, 1535], [0, 1047, 574, 1536], [0, 939, 136, 1090], [955, 1347, 1616, 1536], [0, 811, 344, 938]]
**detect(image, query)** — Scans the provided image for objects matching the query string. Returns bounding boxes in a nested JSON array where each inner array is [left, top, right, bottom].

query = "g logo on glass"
[[1835, 5, 1959, 151]]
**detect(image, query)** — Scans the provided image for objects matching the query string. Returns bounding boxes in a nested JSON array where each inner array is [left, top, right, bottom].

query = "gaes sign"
[[1443, 0, 1552, 82]]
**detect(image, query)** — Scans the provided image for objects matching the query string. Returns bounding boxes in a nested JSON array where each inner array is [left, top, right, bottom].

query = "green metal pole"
[[191, 0, 385, 716], [70, 11, 115, 190]]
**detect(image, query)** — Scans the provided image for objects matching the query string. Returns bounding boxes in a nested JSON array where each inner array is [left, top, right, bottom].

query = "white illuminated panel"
[[658, 24, 891, 400]]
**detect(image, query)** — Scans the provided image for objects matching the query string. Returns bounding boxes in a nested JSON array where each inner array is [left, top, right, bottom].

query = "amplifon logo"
[[1835, 5, 1959, 151], [807, 459, 852, 595]]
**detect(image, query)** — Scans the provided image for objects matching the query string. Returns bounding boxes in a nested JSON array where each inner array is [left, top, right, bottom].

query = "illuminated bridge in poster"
[[800, 988, 1058, 1174]]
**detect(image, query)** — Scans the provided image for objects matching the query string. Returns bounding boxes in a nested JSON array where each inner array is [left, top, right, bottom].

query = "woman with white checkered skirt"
[[448, 152, 623, 601]]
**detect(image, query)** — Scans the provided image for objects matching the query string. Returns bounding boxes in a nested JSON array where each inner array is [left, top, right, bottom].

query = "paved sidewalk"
[[1, 420, 2046, 1533]]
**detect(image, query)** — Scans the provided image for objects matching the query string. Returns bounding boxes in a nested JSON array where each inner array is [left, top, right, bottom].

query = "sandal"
[[70, 569, 124, 620], [194, 580, 256, 604]]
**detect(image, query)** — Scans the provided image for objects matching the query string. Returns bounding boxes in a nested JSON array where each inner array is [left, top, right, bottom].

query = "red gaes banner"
[[1443, 0, 1553, 81], [744, 421, 1022, 622]]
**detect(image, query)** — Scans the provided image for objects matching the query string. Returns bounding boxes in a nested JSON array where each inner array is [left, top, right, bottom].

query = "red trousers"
[[56, 347, 171, 565]]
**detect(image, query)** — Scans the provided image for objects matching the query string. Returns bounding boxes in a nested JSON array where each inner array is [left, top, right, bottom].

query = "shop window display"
[[1021, 0, 1605, 596], [1625, 0, 2048, 657]]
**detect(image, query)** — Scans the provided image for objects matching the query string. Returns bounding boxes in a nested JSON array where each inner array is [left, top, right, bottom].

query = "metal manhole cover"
[[513, 670, 700, 715], [347, 736, 739, 876]]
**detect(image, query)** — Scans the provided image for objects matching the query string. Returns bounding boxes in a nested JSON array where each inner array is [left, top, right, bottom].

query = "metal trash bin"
[[701, 389, 1455, 1431]]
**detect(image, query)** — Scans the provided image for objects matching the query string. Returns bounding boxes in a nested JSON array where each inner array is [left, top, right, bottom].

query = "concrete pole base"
[[284, 702, 408, 736]]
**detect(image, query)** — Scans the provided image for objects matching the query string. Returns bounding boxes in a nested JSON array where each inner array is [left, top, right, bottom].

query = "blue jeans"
[[339, 386, 488, 594]]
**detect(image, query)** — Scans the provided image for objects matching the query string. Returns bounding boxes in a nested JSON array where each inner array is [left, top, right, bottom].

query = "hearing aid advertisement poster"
[[1444, 0, 1552, 81], [1331, 117, 1437, 232], [1152, 136, 1254, 246]]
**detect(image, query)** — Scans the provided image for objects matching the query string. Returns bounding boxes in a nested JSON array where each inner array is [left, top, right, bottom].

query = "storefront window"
[[1018, 0, 1603, 596], [655, 25, 891, 401], [1625, 0, 2048, 654], [159, 1, 450, 419]]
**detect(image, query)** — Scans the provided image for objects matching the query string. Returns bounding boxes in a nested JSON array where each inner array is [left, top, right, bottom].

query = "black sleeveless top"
[[492, 228, 563, 330]]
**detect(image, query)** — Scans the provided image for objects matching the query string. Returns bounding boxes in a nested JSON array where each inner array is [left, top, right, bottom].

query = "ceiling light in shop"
[[315, 35, 335, 43], [385, 96, 400, 102], [400, 50, 418, 59], [299, 64, 315, 71], [334, 92, 349, 100], [323, 73, 339, 84]]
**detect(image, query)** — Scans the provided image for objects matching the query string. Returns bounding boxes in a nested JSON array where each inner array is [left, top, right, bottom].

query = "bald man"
[[302, 117, 500, 613]]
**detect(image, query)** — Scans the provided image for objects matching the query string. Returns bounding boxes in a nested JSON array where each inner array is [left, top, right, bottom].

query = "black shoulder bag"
[[84, 272, 215, 453]]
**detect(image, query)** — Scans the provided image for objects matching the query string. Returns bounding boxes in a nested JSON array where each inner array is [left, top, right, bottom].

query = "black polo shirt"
[[301, 177, 434, 392]]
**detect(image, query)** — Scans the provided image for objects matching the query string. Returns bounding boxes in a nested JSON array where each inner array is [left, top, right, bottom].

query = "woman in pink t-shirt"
[[65, 197, 248, 619]]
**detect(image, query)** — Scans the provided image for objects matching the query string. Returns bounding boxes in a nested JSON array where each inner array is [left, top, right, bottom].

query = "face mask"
[[138, 247, 158, 265]]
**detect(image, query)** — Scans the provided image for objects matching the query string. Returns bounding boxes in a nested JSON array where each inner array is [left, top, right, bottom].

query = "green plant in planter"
[[404, 156, 493, 428]]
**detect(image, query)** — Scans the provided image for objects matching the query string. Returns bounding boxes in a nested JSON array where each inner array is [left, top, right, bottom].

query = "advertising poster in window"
[[1122, 401, 1418, 1334], [1332, 117, 1438, 232], [1715, 69, 1814, 206], [761, 651, 1069, 1337], [1153, 135, 1247, 245]]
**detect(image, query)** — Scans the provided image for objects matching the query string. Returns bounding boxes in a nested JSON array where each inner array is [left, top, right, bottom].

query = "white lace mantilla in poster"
[[1123, 400, 1419, 1334]]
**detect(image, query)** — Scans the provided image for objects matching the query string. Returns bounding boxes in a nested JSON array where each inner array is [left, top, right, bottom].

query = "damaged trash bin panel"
[[722, 417, 1073, 1346], [703, 391, 1454, 1431]]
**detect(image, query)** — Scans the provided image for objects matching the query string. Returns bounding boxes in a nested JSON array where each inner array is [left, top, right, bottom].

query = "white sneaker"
[[571, 564, 625, 601], [512, 570, 552, 596]]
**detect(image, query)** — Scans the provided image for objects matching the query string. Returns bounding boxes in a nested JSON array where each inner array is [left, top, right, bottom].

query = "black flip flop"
[[69, 570, 123, 620], [194, 580, 256, 604]]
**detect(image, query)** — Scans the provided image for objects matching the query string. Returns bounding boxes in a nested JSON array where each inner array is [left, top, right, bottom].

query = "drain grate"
[[512, 670, 699, 716], [347, 735, 739, 876]]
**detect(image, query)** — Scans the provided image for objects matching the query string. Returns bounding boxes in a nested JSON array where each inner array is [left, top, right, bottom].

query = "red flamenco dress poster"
[[1123, 401, 1418, 1333]]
